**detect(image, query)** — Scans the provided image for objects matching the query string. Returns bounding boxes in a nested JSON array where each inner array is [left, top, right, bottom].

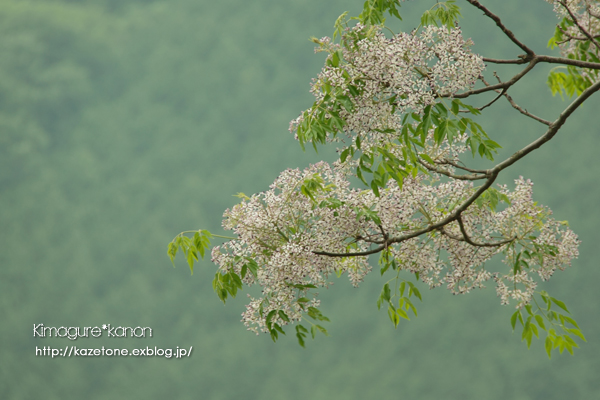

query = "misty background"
[[2, 0, 599, 398]]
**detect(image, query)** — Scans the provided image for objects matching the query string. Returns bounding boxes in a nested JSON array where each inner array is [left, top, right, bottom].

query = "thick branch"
[[314, 171, 498, 257], [535, 55, 600, 69], [483, 57, 528, 65], [452, 59, 537, 98], [494, 78, 600, 172], [485, 55, 600, 69]]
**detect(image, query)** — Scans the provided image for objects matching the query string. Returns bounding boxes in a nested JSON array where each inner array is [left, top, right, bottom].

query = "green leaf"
[[511, 310, 520, 331], [545, 336, 553, 359], [308, 306, 330, 321], [388, 304, 400, 328], [295, 324, 308, 347], [337, 94, 354, 112], [186, 250, 196, 274], [419, 153, 435, 165], [396, 307, 410, 321], [316, 324, 329, 336], [296, 331, 306, 348], [383, 283, 391, 301], [561, 314, 579, 329], [377, 283, 390, 309], [451, 99, 459, 115], [167, 242, 178, 266], [534, 315, 546, 331], [331, 50, 340, 67], [421, 105, 433, 135], [243, 258, 259, 278], [288, 283, 317, 289], [530, 323, 539, 338], [340, 148, 350, 163], [278, 310, 290, 322], [567, 328, 587, 342], [266, 310, 277, 329], [550, 297, 570, 313], [273, 323, 285, 335], [407, 282, 422, 301], [270, 329, 279, 342], [399, 281, 406, 297]]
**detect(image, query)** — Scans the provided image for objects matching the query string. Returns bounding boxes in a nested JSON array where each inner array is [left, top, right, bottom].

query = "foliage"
[[170, 0, 599, 357], [3, 0, 600, 398]]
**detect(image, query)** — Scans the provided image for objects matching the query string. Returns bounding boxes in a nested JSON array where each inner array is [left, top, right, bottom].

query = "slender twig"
[[481, 74, 551, 126], [418, 159, 487, 181], [451, 60, 538, 98], [434, 160, 487, 174], [557, 25, 600, 42], [493, 78, 600, 172], [439, 218, 514, 248], [456, 215, 515, 248], [477, 87, 507, 111], [503, 92, 551, 126], [465, 0, 535, 56]]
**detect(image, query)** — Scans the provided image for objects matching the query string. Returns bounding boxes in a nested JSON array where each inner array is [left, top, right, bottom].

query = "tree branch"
[[314, 2, 600, 260], [434, 160, 487, 174], [480, 74, 551, 126], [502, 91, 552, 126], [493, 78, 600, 172], [451, 59, 538, 98], [557, 25, 600, 42], [558, 0, 600, 52], [314, 78, 600, 259], [485, 55, 600, 69], [465, 0, 535, 56], [535, 55, 600, 69], [314, 170, 499, 257], [456, 215, 515, 248], [477, 87, 507, 111], [483, 57, 528, 65], [418, 159, 487, 181]]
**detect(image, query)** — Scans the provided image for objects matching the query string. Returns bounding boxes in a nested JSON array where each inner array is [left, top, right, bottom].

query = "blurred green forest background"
[[2, 0, 599, 398]]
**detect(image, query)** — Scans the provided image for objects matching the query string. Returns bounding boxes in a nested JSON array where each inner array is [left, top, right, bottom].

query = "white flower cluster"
[[547, 0, 600, 76], [212, 130, 579, 333], [211, 162, 373, 334], [290, 23, 484, 153], [546, 0, 599, 18], [209, 18, 579, 336]]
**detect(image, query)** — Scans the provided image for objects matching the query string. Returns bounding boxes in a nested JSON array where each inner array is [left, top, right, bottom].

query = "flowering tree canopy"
[[169, 0, 600, 357]]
